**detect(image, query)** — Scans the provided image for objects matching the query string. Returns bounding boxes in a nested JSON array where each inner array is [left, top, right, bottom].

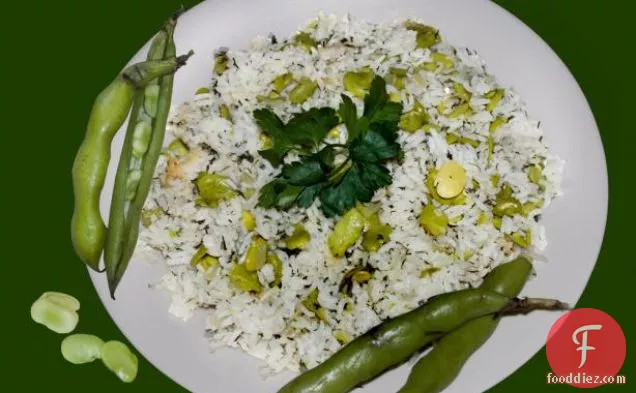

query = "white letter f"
[[572, 324, 602, 368]]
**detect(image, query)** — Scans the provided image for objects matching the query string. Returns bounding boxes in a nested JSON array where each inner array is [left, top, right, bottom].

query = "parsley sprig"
[[256, 76, 403, 217], [254, 107, 340, 167]]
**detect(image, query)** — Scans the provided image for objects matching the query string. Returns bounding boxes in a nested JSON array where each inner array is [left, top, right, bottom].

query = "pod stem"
[[160, 8, 181, 40], [169, 6, 186, 26], [176, 50, 195, 69], [500, 297, 570, 316]]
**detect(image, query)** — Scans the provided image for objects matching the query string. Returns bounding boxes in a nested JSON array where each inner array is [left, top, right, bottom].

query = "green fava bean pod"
[[277, 289, 515, 393], [71, 49, 190, 271], [103, 19, 171, 281], [105, 12, 193, 297], [396, 256, 533, 393]]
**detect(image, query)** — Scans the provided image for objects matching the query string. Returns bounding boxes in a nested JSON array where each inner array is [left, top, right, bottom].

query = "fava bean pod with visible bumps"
[[276, 284, 567, 393], [71, 53, 190, 271], [105, 11, 192, 297], [397, 256, 534, 393]]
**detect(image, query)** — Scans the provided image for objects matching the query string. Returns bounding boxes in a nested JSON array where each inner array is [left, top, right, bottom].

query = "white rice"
[[136, 13, 564, 373]]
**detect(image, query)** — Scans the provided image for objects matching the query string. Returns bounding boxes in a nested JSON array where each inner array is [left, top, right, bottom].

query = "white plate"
[[90, 0, 608, 392]]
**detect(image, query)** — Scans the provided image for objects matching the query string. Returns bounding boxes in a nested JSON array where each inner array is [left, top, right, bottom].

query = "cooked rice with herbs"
[[135, 13, 564, 373]]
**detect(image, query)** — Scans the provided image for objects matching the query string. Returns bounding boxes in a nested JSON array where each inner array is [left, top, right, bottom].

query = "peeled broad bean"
[[30, 296, 79, 334], [268, 252, 284, 288], [419, 204, 449, 237], [61, 334, 105, 364], [219, 104, 233, 122], [285, 223, 311, 250], [404, 21, 440, 49], [242, 211, 256, 232], [435, 161, 467, 199], [167, 139, 189, 157], [399, 99, 429, 132], [101, 341, 139, 383], [357, 206, 392, 252], [289, 77, 318, 104], [272, 73, 293, 93], [294, 32, 317, 51], [244, 236, 268, 272], [229, 263, 263, 293], [39, 292, 80, 311], [195, 172, 237, 208], [343, 67, 375, 98], [328, 208, 366, 257], [485, 88, 505, 112]]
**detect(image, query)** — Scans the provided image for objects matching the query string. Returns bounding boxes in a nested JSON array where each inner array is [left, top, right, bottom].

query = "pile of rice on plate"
[[135, 13, 564, 373]]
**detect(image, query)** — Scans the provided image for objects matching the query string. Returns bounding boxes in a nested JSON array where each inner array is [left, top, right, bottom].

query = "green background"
[[7, 0, 631, 391]]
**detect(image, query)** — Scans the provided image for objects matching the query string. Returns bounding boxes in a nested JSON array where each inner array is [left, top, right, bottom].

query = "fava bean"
[[399, 99, 429, 132], [167, 138, 189, 157], [435, 161, 467, 199], [61, 334, 105, 365], [30, 295, 79, 334], [229, 263, 263, 293], [328, 208, 365, 257], [101, 341, 139, 383], [289, 77, 318, 104], [194, 172, 237, 208], [272, 73, 293, 93], [485, 88, 505, 112], [404, 21, 441, 49], [419, 204, 449, 237], [39, 292, 80, 311], [285, 223, 311, 250], [244, 236, 268, 272], [343, 67, 375, 98]]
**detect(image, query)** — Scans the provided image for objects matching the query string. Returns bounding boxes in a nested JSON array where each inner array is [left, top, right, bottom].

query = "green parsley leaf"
[[254, 107, 338, 167], [339, 94, 360, 141], [254, 109, 291, 166], [258, 152, 330, 210], [363, 76, 390, 119], [340, 78, 402, 141], [360, 76, 403, 132], [253, 109, 286, 141], [350, 129, 400, 163], [297, 183, 325, 208], [258, 149, 284, 167], [356, 161, 392, 190], [257, 179, 284, 208], [368, 102, 403, 130], [258, 178, 305, 209], [256, 75, 403, 217], [282, 157, 326, 186], [319, 165, 372, 217], [316, 146, 337, 171], [285, 108, 339, 147], [317, 158, 393, 218], [275, 184, 304, 208], [316, 125, 399, 216]]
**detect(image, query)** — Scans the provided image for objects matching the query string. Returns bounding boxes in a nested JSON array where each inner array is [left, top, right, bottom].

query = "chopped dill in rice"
[[135, 13, 564, 373]]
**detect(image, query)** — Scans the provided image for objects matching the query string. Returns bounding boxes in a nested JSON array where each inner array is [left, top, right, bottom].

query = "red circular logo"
[[546, 308, 626, 388]]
